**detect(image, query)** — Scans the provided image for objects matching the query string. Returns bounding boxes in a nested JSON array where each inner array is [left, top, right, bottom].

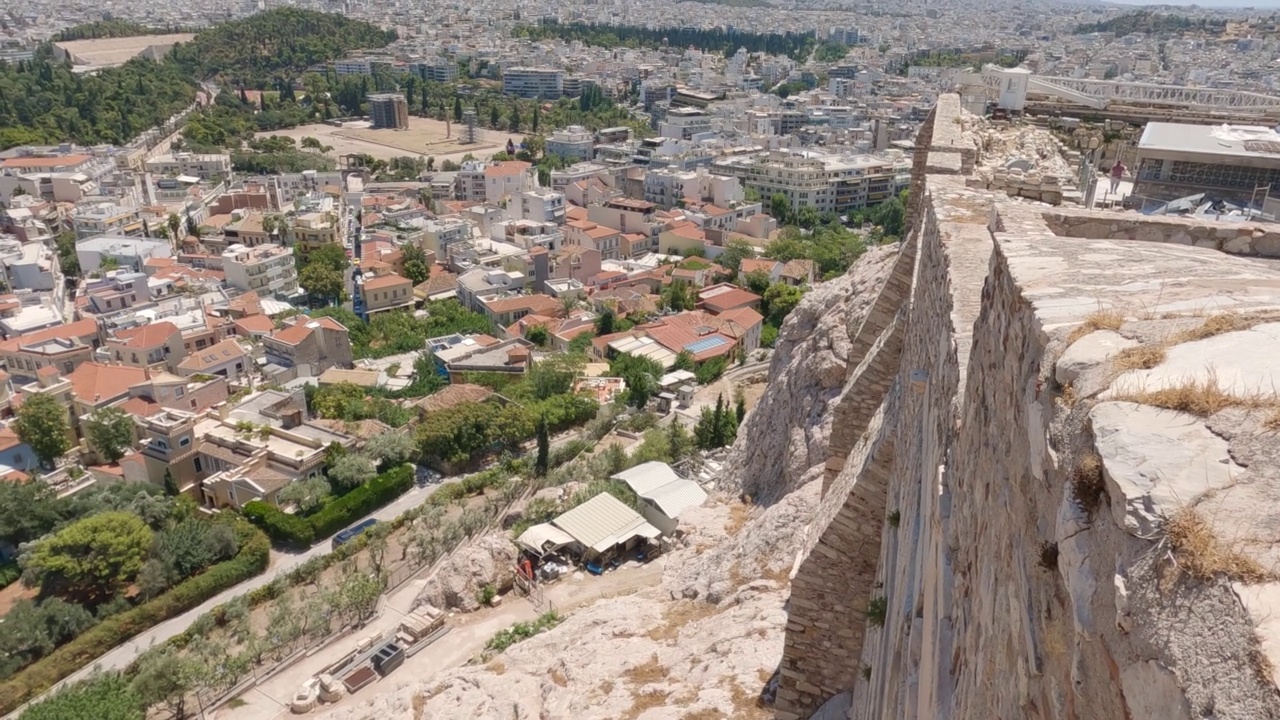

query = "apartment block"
[[105, 321, 185, 373], [222, 243, 299, 298], [262, 316, 353, 382], [420, 216, 473, 256], [144, 152, 232, 180], [546, 126, 595, 163], [72, 202, 144, 239], [502, 67, 563, 99], [411, 58, 458, 83], [711, 149, 909, 214]]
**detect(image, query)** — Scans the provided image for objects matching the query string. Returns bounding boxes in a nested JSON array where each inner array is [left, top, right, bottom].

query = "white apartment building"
[[72, 202, 144, 239], [0, 235, 55, 291], [659, 107, 713, 140], [411, 58, 458, 83], [420, 216, 473, 256], [333, 58, 372, 76], [643, 168, 745, 210], [512, 188, 566, 224], [268, 171, 346, 207], [550, 162, 615, 191], [144, 153, 232, 180], [711, 149, 909, 214], [502, 67, 563, 99], [546, 126, 595, 163], [457, 161, 538, 205], [222, 244, 298, 298]]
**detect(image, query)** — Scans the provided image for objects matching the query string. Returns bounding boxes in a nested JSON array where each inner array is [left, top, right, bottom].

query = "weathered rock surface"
[[1092, 401, 1243, 536], [1055, 329, 1137, 385], [412, 532, 518, 613], [723, 245, 898, 506]]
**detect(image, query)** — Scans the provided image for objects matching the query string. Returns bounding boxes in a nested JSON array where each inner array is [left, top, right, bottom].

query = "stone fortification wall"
[[779, 94, 1280, 720]]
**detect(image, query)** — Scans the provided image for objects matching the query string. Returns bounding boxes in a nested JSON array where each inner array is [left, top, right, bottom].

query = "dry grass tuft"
[[1067, 309, 1125, 344], [1111, 345, 1167, 372], [549, 667, 568, 686], [1165, 506, 1273, 583], [726, 680, 772, 719], [681, 711, 726, 720], [1114, 376, 1262, 418], [598, 679, 615, 696], [1058, 383, 1077, 408], [411, 694, 427, 720], [621, 689, 669, 720], [1250, 640, 1277, 687], [724, 501, 753, 536], [1265, 408, 1280, 433], [646, 601, 722, 642], [623, 655, 669, 685], [486, 659, 506, 675], [1071, 451, 1107, 517]]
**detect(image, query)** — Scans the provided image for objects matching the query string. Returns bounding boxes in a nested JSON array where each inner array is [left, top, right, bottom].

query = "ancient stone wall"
[[780, 94, 1280, 720], [1043, 207, 1280, 257]]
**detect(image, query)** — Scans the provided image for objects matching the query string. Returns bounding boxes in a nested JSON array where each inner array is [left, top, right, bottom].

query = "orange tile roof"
[[270, 322, 314, 346], [234, 315, 276, 334], [66, 362, 149, 405], [176, 339, 245, 372], [112, 322, 180, 349], [0, 318, 99, 353], [0, 426, 23, 453], [363, 273, 410, 290], [739, 258, 778, 275], [717, 306, 764, 330], [700, 287, 761, 312], [118, 396, 161, 418], [416, 383, 494, 413], [484, 294, 561, 315], [565, 207, 589, 222], [485, 160, 532, 178]]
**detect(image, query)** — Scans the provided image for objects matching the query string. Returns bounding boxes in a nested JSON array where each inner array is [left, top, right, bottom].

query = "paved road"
[[9, 476, 462, 718]]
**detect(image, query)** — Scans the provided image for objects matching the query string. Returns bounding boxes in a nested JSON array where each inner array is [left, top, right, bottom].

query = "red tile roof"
[[485, 160, 532, 178], [176, 339, 246, 372], [270, 322, 314, 346], [363, 273, 411, 291], [65, 362, 148, 405], [112, 322, 180, 349], [234, 315, 276, 335]]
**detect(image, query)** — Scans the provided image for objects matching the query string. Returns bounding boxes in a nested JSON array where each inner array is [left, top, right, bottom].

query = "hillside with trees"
[[0, 8, 395, 151], [1073, 11, 1225, 36], [168, 8, 396, 86]]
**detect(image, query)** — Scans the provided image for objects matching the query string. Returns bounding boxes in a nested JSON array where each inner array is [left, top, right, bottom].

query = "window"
[[179, 436, 190, 447], [194, 457, 203, 473], [175, 386, 184, 397]]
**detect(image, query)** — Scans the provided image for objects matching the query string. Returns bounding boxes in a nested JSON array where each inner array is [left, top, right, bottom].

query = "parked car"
[[332, 518, 379, 549]]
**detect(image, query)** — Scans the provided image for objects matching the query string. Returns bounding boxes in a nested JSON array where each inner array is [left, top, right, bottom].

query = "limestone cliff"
[[724, 246, 898, 506], [773, 94, 1280, 720]]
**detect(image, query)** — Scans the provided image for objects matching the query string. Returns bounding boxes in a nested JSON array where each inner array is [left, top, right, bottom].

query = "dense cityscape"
[[1, 0, 1280, 718]]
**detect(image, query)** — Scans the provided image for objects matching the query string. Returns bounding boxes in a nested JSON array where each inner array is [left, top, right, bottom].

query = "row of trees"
[[513, 20, 818, 62]]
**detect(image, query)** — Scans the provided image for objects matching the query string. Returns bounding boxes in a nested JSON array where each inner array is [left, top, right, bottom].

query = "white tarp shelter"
[[516, 522, 576, 557], [612, 461, 709, 533]]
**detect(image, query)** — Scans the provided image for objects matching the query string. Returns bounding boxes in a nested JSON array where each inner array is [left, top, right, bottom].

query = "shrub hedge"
[[242, 465, 415, 548], [242, 501, 315, 549], [0, 559, 19, 588], [307, 464, 413, 540], [0, 518, 269, 716]]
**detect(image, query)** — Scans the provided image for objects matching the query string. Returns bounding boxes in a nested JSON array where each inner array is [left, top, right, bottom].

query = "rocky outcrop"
[[723, 246, 898, 506], [412, 532, 518, 613]]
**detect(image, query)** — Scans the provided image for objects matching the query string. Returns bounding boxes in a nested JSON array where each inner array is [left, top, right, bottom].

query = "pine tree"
[[239, 85, 249, 104], [532, 104, 540, 133], [489, 104, 500, 128], [453, 96, 462, 122], [509, 104, 521, 132], [163, 469, 180, 496], [710, 394, 726, 448], [735, 392, 746, 424], [535, 414, 550, 477]]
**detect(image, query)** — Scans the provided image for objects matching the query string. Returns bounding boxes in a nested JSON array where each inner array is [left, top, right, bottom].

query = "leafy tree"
[[328, 454, 376, 490], [401, 244, 431, 284], [300, 263, 345, 303], [150, 518, 238, 581], [535, 414, 550, 477], [525, 324, 550, 347], [694, 394, 738, 450], [18, 671, 142, 720], [672, 350, 696, 372], [305, 242, 350, 272], [277, 477, 332, 514], [21, 511, 152, 599], [717, 239, 756, 273], [661, 280, 695, 311], [364, 432, 417, 469], [14, 392, 71, 468], [769, 193, 791, 224], [763, 282, 805, 327], [761, 323, 780, 348], [695, 356, 728, 385], [528, 352, 585, 400], [0, 481, 65, 547], [743, 269, 771, 296], [85, 407, 134, 463], [596, 308, 616, 336], [129, 645, 206, 720], [870, 191, 907, 238], [610, 353, 665, 409], [0, 597, 96, 675]]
